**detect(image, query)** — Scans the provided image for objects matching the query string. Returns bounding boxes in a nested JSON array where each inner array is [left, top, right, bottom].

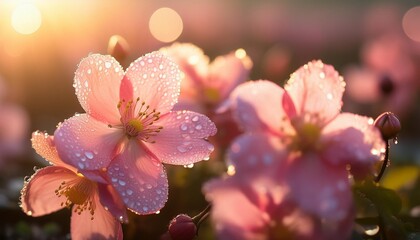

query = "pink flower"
[[54, 52, 216, 215], [21, 132, 125, 240], [159, 43, 251, 148], [344, 34, 417, 118], [159, 43, 252, 112], [205, 60, 385, 239]]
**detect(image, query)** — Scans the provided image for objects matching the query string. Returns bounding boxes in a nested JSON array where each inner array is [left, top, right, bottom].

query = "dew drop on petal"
[[78, 163, 85, 169], [326, 93, 333, 100], [111, 178, 118, 183], [192, 116, 199, 122], [27, 211, 32, 216], [105, 61, 112, 68], [203, 156, 210, 161], [155, 210, 160, 214], [126, 189, 133, 195], [177, 145, 188, 153], [84, 151, 94, 159], [143, 206, 149, 212], [207, 145, 215, 151], [195, 124, 202, 130], [118, 180, 126, 186], [180, 123, 188, 131]]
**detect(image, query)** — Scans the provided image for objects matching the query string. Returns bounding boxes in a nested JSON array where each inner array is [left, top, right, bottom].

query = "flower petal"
[[227, 133, 285, 179], [31, 131, 76, 171], [208, 50, 252, 100], [97, 183, 128, 223], [229, 80, 290, 133], [321, 113, 385, 167], [107, 141, 168, 214], [145, 111, 216, 165], [54, 114, 122, 171], [125, 51, 181, 114], [285, 60, 345, 125], [286, 154, 352, 220], [71, 193, 123, 240], [20, 166, 75, 217], [203, 178, 268, 240], [74, 54, 124, 124]]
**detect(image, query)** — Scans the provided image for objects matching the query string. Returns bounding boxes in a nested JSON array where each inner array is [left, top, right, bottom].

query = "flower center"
[[55, 174, 97, 219], [112, 97, 163, 142], [203, 88, 220, 104], [291, 122, 321, 151], [126, 119, 144, 137]]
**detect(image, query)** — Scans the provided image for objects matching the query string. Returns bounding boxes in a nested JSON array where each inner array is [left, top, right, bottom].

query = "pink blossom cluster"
[[20, 42, 386, 240], [20, 51, 216, 239]]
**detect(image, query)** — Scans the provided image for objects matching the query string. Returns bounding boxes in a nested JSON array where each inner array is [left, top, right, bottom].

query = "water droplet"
[[111, 178, 118, 183], [118, 180, 126, 186], [207, 145, 215, 151], [177, 145, 188, 153], [143, 206, 149, 212], [126, 189, 133, 195], [118, 216, 125, 222], [326, 93, 333, 100], [27, 210, 32, 216], [78, 163, 85, 169], [146, 184, 152, 189], [180, 123, 188, 131], [227, 165, 236, 176], [156, 189, 162, 194], [87, 69, 92, 74], [203, 156, 210, 161], [105, 61, 112, 68], [75, 153, 81, 157], [393, 137, 398, 144], [155, 210, 160, 214], [192, 116, 199, 122], [184, 163, 194, 168], [84, 151, 94, 159], [195, 124, 202, 130], [115, 67, 120, 73]]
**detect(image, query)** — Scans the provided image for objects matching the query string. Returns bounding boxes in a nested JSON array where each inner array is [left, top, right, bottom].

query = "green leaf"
[[382, 166, 420, 190]]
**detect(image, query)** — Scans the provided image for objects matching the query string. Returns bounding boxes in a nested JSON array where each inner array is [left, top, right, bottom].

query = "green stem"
[[375, 140, 390, 183]]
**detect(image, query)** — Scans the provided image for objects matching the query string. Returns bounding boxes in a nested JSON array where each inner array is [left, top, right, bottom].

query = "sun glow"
[[11, 3, 42, 35], [149, 7, 183, 43]]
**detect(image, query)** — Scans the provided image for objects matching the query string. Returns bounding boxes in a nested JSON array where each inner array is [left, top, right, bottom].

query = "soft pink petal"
[[159, 43, 209, 97], [71, 193, 123, 240], [107, 141, 168, 214], [74, 54, 124, 125], [97, 183, 128, 223], [321, 113, 385, 166], [125, 51, 181, 114], [286, 154, 352, 221], [208, 50, 252, 100], [227, 133, 285, 179], [344, 66, 381, 103], [285, 60, 345, 125], [229, 80, 290, 134], [145, 111, 216, 165], [204, 178, 269, 240], [20, 166, 76, 217], [54, 114, 123, 171], [31, 131, 76, 171]]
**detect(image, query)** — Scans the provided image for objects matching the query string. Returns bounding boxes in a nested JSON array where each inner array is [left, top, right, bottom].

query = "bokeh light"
[[402, 6, 420, 42], [149, 7, 183, 43], [11, 3, 42, 35]]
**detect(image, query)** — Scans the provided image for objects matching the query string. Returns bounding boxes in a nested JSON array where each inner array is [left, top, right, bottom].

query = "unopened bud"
[[168, 214, 196, 240], [374, 112, 401, 140], [107, 35, 130, 63]]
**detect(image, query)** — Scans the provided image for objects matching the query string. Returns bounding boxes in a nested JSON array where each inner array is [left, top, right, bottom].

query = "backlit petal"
[[125, 51, 181, 114], [71, 193, 122, 240], [54, 114, 122, 171], [227, 133, 285, 179], [145, 111, 216, 165], [208, 50, 252, 100], [286, 154, 352, 220], [229, 80, 289, 134], [31, 131, 75, 171], [74, 54, 124, 125], [97, 183, 128, 223], [321, 113, 385, 166], [20, 166, 75, 217], [107, 141, 168, 214], [285, 60, 345, 125]]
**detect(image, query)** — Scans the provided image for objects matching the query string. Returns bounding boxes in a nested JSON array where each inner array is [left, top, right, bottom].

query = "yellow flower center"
[[126, 119, 144, 137], [291, 122, 321, 151], [55, 174, 97, 219]]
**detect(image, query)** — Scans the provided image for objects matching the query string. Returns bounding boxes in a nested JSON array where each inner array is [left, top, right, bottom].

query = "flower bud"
[[168, 214, 197, 240], [107, 35, 130, 63], [374, 112, 401, 140]]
